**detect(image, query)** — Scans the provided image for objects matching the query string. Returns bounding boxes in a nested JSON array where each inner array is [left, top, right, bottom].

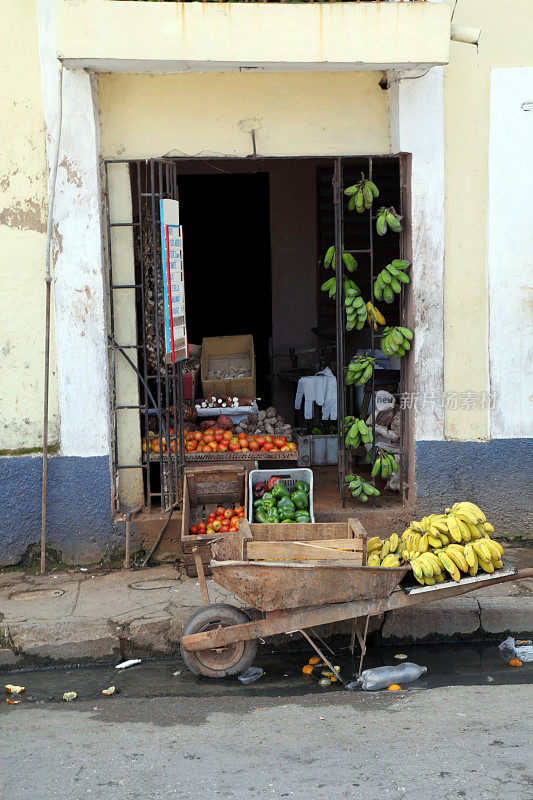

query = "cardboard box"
[[201, 335, 256, 399]]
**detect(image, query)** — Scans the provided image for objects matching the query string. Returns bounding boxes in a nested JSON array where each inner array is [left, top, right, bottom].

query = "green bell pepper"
[[295, 511, 311, 522], [253, 498, 263, 509], [277, 497, 295, 511], [261, 492, 276, 510], [279, 506, 296, 521], [254, 509, 268, 523], [265, 507, 280, 523], [291, 490, 309, 510], [272, 484, 290, 501], [294, 480, 310, 494]]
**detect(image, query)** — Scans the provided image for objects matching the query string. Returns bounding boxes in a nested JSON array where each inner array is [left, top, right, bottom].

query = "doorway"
[[176, 172, 272, 404]]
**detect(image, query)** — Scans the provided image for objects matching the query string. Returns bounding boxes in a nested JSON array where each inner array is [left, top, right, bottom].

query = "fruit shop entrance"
[[106, 156, 410, 514]]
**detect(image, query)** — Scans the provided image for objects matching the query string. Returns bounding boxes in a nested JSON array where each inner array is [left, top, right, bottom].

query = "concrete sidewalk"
[[1, 546, 532, 667]]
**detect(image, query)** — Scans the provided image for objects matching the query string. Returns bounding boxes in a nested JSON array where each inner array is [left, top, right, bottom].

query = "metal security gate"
[[329, 156, 410, 506], [104, 159, 185, 512]]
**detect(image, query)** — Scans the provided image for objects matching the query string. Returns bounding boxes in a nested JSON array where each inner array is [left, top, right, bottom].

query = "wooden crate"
[[249, 519, 368, 565], [181, 465, 248, 577]]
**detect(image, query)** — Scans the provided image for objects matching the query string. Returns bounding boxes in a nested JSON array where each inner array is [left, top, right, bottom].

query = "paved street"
[[2, 681, 532, 800]]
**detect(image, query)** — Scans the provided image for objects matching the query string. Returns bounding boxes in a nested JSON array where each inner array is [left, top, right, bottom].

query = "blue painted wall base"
[[0, 455, 119, 565], [415, 439, 533, 538]]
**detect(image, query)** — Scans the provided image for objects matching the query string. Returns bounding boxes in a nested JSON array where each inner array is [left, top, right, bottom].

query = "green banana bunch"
[[345, 284, 367, 332], [373, 260, 411, 303], [345, 173, 379, 213], [344, 474, 380, 503], [371, 450, 398, 480], [344, 416, 373, 449], [376, 207, 403, 236], [321, 276, 336, 298], [380, 325, 413, 358], [345, 356, 375, 387], [323, 246, 358, 273]]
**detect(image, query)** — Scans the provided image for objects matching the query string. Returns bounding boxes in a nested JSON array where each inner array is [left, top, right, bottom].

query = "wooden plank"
[[250, 522, 352, 542], [246, 541, 363, 561], [184, 551, 211, 566], [298, 538, 363, 551], [193, 548, 210, 605], [348, 518, 368, 539]]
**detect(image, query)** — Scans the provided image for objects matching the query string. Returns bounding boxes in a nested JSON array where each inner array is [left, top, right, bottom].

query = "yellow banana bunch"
[[370, 502, 504, 584]]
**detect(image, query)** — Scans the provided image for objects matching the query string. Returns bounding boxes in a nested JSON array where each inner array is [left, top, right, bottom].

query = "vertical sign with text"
[[160, 199, 188, 363]]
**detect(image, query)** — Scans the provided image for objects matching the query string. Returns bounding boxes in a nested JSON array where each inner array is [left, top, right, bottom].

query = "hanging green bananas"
[[376, 207, 403, 236], [344, 416, 373, 449], [344, 474, 380, 502], [373, 259, 411, 303], [371, 450, 399, 480], [345, 173, 379, 214], [380, 326, 413, 358], [345, 356, 375, 387], [345, 284, 367, 332], [323, 246, 358, 273]]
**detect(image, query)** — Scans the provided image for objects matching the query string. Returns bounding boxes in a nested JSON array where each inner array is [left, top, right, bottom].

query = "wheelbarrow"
[[180, 541, 533, 681]]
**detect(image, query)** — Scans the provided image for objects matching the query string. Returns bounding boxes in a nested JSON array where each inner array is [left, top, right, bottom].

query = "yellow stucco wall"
[[98, 71, 390, 159], [442, 0, 533, 440], [0, 0, 58, 452]]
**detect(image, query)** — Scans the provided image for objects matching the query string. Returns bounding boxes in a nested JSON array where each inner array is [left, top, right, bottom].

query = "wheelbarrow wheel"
[[180, 603, 258, 678]]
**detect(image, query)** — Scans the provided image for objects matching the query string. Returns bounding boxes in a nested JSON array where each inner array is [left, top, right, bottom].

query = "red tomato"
[[194, 431, 203, 442], [234, 506, 244, 514], [230, 516, 240, 527], [256, 436, 265, 447], [228, 526, 238, 533], [288, 442, 297, 451], [274, 436, 287, 448], [216, 507, 225, 516], [209, 441, 218, 451], [263, 442, 274, 451], [217, 444, 228, 452], [281, 445, 291, 451], [239, 438, 249, 449], [189, 526, 198, 535], [215, 433, 223, 443], [212, 520, 221, 532], [238, 511, 245, 518], [229, 443, 241, 452], [202, 445, 211, 453], [222, 431, 233, 441], [221, 525, 230, 533], [224, 509, 232, 519], [237, 432, 247, 440], [197, 522, 206, 532], [207, 514, 216, 523], [248, 440, 260, 452], [214, 428, 224, 435], [203, 433, 214, 444]]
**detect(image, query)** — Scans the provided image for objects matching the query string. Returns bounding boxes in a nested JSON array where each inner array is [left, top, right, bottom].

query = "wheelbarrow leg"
[[350, 615, 370, 677], [298, 629, 347, 687], [193, 547, 210, 606], [306, 626, 336, 657]]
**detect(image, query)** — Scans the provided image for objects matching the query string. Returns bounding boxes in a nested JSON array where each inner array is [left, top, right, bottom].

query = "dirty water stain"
[[1, 642, 530, 710]]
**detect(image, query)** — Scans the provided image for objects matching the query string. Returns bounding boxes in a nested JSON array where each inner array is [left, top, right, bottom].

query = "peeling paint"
[[0, 199, 46, 233], [59, 156, 83, 188]]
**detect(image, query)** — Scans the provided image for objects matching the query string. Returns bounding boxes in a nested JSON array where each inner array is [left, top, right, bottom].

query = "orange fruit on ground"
[[309, 656, 320, 665], [387, 684, 402, 691], [302, 664, 313, 675], [509, 658, 523, 667]]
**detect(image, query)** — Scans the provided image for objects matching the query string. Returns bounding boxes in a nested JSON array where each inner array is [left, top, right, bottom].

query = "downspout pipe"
[[41, 66, 63, 574]]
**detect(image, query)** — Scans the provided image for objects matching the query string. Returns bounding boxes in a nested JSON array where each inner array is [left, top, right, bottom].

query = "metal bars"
[[330, 156, 408, 506], [104, 159, 186, 513]]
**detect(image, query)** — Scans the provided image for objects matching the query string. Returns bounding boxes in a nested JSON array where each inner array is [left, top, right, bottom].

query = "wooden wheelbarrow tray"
[[180, 532, 533, 681]]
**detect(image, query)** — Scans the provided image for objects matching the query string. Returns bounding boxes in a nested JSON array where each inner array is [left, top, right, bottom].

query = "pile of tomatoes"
[[189, 505, 245, 535], [185, 429, 297, 454]]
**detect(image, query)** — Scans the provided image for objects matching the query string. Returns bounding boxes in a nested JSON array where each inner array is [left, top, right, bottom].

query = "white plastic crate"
[[248, 468, 314, 523]]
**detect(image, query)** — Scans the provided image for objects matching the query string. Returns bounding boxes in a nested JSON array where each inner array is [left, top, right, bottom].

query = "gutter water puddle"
[[1, 642, 531, 704]]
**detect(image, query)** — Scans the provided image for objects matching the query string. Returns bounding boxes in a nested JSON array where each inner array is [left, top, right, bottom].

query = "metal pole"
[[41, 67, 63, 574], [333, 158, 346, 504]]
